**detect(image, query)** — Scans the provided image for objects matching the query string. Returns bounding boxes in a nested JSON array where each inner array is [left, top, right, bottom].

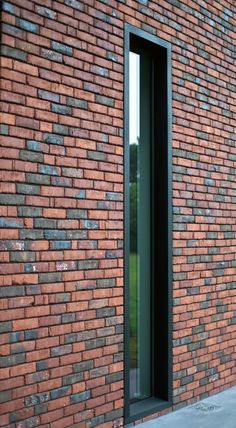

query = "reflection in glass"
[[129, 51, 151, 402]]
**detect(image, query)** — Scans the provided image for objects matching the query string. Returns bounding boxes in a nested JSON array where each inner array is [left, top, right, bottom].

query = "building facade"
[[0, 0, 236, 427]]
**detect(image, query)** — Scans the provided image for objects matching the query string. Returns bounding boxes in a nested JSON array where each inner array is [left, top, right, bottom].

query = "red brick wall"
[[0, 0, 235, 427]]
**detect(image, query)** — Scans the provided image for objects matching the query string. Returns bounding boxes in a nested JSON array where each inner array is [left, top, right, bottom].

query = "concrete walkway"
[[138, 386, 236, 428]]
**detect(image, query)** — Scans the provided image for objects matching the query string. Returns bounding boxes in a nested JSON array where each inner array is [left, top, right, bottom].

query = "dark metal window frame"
[[124, 24, 173, 424]]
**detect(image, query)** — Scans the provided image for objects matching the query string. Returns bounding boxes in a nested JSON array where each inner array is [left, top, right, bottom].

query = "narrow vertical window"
[[125, 26, 172, 423], [129, 51, 151, 401]]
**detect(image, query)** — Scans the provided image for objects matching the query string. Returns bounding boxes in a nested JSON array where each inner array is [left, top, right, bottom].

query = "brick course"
[[0, 0, 236, 427]]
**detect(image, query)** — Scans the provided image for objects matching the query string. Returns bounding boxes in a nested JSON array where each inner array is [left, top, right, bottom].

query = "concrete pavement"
[[137, 385, 236, 428]]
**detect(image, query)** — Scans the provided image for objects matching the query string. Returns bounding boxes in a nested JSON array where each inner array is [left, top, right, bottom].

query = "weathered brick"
[[41, 49, 63, 62], [17, 184, 40, 195], [95, 94, 114, 107], [51, 104, 71, 115], [50, 386, 70, 400], [71, 390, 90, 403], [39, 165, 59, 176], [51, 41, 73, 56], [43, 133, 64, 145], [0, 194, 25, 205], [1, 46, 27, 61], [66, 97, 88, 109], [73, 360, 93, 373], [26, 140, 43, 152], [0, 124, 9, 135], [20, 151, 44, 163], [17, 19, 39, 33], [0, 354, 25, 367], [65, 0, 85, 11]]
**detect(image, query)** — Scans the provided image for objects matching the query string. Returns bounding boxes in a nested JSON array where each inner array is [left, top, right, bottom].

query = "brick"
[[73, 360, 93, 373], [41, 49, 63, 62], [17, 18, 39, 33], [0, 353, 25, 367], [38, 90, 60, 102], [20, 151, 44, 163], [71, 390, 90, 403], [95, 95, 114, 107], [39, 165, 59, 176], [51, 104, 71, 115], [65, 0, 85, 11], [26, 140, 43, 152], [51, 41, 73, 56], [43, 133, 64, 146], [39, 272, 61, 283], [17, 184, 40, 195], [50, 386, 70, 400], [0, 124, 9, 135], [1, 45, 27, 61], [66, 97, 88, 109], [0, 194, 25, 205]]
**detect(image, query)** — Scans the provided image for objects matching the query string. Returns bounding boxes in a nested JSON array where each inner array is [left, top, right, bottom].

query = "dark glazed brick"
[[20, 151, 44, 163], [2, 2, 15, 13], [39, 165, 59, 176], [73, 360, 93, 373], [62, 313, 76, 323], [105, 409, 123, 422], [65, 0, 85, 11], [0, 218, 23, 228], [0, 285, 25, 297], [25, 393, 50, 407], [67, 209, 87, 219], [44, 230, 66, 239], [0, 124, 8, 135], [78, 260, 99, 270], [41, 49, 63, 62], [34, 219, 57, 229], [84, 220, 99, 229], [95, 94, 114, 107], [0, 354, 25, 367], [50, 386, 70, 400], [51, 344, 72, 356], [51, 41, 73, 56], [0, 321, 12, 333], [17, 19, 39, 33], [97, 308, 115, 317], [25, 330, 38, 340], [26, 173, 50, 185], [51, 241, 71, 250], [97, 278, 115, 288], [63, 373, 83, 386], [17, 184, 40, 195], [51, 104, 71, 115], [1, 46, 27, 61], [18, 207, 42, 217], [39, 272, 61, 283], [0, 390, 12, 403], [67, 97, 88, 109], [86, 338, 106, 350], [89, 416, 105, 427], [38, 90, 59, 102], [36, 6, 57, 19], [53, 124, 69, 135], [0, 194, 25, 205], [106, 372, 123, 384], [43, 133, 64, 145], [26, 140, 43, 152], [20, 230, 44, 240], [71, 390, 90, 403]]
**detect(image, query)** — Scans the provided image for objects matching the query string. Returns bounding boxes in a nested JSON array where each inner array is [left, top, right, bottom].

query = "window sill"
[[126, 397, 172, 424]]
